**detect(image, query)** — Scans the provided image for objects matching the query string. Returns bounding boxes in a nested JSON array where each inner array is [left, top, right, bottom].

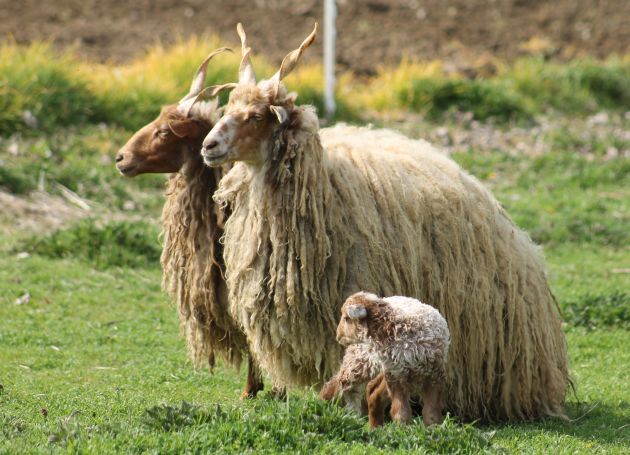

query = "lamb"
[[328, 292, 450, 428], [115, 48, 263, 398], [200, 23, 568, 421]]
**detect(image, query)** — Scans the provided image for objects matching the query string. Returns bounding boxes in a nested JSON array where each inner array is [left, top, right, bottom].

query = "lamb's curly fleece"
[[325, 294, 449, 413]]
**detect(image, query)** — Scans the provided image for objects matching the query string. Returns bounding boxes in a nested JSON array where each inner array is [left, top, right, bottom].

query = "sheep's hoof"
[[368, 415, 385, 429], [421, 411, 444, 427], [240, 383, 264, 400]]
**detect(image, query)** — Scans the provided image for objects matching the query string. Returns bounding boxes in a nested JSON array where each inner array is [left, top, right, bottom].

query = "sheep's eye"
[[248, 113, 263, 123]]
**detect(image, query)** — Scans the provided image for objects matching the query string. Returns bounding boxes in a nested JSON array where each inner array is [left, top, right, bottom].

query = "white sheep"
[[329, 291, 450, 427]]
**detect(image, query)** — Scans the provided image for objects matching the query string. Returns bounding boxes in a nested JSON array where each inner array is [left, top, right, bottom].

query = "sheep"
[[331, 292, 450, 427], [200, 23, 568, 421], [115, 48, 264, 398]]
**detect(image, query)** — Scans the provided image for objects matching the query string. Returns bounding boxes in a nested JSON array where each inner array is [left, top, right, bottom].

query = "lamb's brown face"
[[116, 105, 208, 176], [336, 301, 369, 346]]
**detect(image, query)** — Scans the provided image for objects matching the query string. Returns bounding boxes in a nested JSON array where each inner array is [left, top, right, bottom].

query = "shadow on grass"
[[487, 401, 630, 447]]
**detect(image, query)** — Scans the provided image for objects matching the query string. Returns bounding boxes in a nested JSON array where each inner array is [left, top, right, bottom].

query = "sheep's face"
[[201, 84, 291, 167], [201, 22, 315, 168], [336, 301, 369, 346], [116, 106, 209, 177]]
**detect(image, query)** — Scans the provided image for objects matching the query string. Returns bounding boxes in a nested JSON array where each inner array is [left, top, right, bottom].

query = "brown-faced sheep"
[[334, 292, 450, 427], [115, 49, 263, 398], [201, 24, 568, 421]]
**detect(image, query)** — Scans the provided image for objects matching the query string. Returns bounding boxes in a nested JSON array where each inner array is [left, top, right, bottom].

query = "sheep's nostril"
[[115, 154, 124, 163], [205, 140, 218, 151]]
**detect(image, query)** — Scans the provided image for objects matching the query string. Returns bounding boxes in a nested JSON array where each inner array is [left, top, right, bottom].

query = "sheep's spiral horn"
[[178, 47, 233, 115], [270, 22, 318, 98], [237, 23, 256, 86]]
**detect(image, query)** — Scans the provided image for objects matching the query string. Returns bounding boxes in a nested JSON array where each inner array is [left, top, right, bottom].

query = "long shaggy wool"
[[161, 157, 247, 368], [214, 109, 568, 421]]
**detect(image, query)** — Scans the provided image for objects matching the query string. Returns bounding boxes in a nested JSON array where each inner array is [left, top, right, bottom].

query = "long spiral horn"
[[237, 23, 256, 85], [269, 23, 318, 98], [177, 47, 233, 115]]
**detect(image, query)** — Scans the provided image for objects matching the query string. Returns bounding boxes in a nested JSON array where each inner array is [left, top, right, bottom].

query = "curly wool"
[[215, 110, 568, 421]]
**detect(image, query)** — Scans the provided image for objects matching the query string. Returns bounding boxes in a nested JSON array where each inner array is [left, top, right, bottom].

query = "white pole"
[[323, 0, 337, 118]]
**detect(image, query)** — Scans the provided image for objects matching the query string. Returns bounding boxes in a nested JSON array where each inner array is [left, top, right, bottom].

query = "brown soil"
[[1, 1, 628, 74]]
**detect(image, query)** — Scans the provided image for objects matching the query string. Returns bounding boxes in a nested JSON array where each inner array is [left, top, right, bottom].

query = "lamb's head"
[[201, 22, 317, 167], [115, 48, 230, 177], [336, 292, 384, 346]]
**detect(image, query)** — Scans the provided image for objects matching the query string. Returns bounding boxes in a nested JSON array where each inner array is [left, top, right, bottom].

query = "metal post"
[[323, 0, 337, 118]]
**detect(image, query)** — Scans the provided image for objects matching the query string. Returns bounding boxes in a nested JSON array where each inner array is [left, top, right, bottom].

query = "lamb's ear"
[[168, 119, 199, 138], [270, 105, 288, 124], [347, 304, 367, 320]]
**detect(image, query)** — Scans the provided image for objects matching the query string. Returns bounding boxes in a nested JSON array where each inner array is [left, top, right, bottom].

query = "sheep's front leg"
[[240, 356, 264, 399], [386, 376, 412, 424], [421, 380, 445, 426], [366, 373, 389, 428]]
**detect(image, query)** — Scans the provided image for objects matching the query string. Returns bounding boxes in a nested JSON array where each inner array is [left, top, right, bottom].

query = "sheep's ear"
[[270, 105, 288, 124], [168, 119, 199, 138], [347, 304, 367, 320]]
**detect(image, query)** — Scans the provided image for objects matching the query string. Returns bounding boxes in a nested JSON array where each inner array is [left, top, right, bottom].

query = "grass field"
[[0, 41, 629, 453]]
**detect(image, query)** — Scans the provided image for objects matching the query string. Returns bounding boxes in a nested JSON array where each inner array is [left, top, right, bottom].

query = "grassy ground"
[[1, 42, 629, 453]]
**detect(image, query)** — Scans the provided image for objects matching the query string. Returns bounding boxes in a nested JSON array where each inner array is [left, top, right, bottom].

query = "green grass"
[[1, 249, 628, 453], [0, 125, 166, 212], [0, 44, 97, 136], [395, 78, 532, 122], [451, 134, 630, 247], [20, 219, 161, 269], [361, 57, 630, 122]]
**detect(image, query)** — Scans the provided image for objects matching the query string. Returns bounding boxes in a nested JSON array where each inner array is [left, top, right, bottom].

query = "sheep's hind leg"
[[270, 386, 287, 400], [207, 351, 216, 372], [421, 380, 445, 426], [366, 373, 389, 428], [240, 356, 264, 399], [386, 376, 412, 424]]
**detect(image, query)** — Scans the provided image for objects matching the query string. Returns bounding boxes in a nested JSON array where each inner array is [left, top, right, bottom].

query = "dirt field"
[[1, 0, 628, 73]]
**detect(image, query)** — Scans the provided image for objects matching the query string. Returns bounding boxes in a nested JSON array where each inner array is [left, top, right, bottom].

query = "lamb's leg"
[[240, 356, 264, 399], [421, 380, 445, 426], [319, 377, 340, 401], [386, 376, 412, 424], [366, 373, 389, 428]]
